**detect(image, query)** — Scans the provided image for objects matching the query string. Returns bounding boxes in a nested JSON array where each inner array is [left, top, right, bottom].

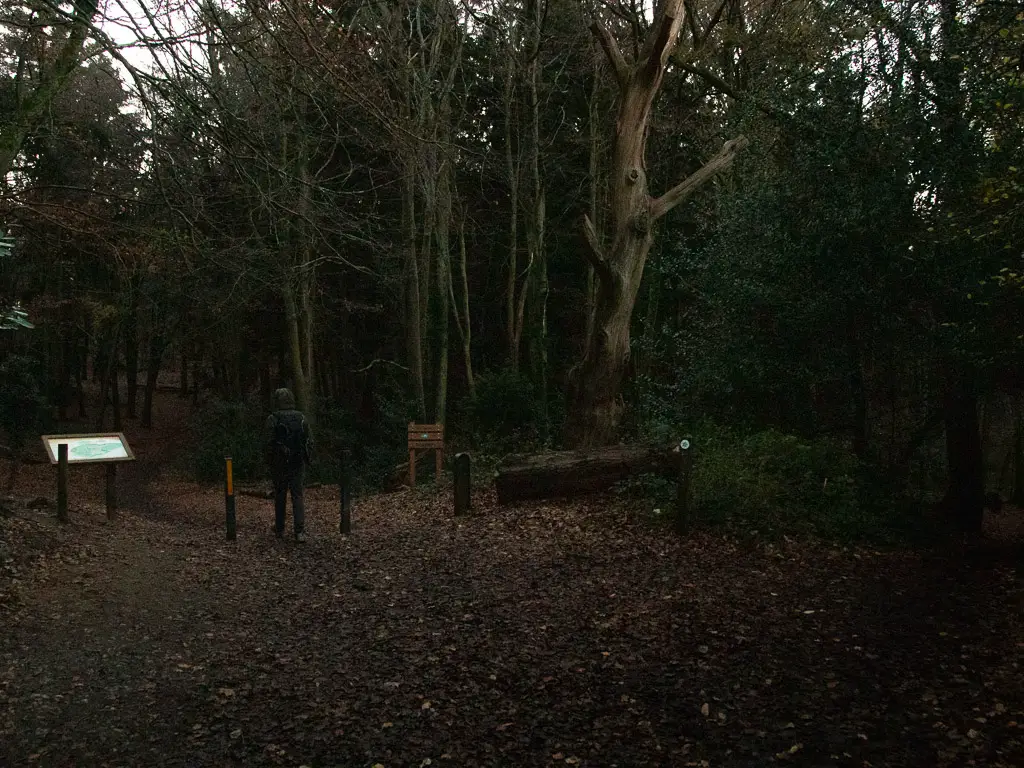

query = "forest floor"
[[1, 390, 1024, 768]]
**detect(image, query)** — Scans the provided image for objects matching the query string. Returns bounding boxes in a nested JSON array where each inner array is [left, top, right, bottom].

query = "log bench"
[[494, 442, 679, 505]]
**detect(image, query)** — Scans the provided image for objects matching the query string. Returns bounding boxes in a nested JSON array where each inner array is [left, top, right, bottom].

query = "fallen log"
[[494, 442, 678, 505]]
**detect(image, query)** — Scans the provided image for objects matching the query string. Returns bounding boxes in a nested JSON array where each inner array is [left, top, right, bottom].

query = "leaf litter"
[[1, 463, 1023, 766]]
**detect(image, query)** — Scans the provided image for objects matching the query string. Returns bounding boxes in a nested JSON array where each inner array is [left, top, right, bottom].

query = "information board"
[[41, 433, 136, 465]]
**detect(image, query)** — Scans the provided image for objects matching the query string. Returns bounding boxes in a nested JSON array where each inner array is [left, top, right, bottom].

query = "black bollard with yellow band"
[[225, 456, 236, 540]]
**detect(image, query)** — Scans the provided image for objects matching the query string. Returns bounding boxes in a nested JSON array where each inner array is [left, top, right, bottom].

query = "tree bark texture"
[[503, 38, 524, 370], [404, 167, 428, 420], [564, 0, 747, 448], [449, 206, 476, 400]]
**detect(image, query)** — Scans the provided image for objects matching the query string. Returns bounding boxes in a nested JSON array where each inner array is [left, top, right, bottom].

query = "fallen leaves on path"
[[1, 482, 1023, 767]]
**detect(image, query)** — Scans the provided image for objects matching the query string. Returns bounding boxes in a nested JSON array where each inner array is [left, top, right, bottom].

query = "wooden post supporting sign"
[[57, 443, 69, 523]]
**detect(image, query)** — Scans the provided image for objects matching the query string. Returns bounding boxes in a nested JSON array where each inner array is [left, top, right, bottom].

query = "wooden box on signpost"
[[407, 423, 443, 486]]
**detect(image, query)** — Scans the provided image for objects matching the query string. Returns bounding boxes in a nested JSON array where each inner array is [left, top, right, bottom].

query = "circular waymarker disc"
[[680, 439, 691, 450]]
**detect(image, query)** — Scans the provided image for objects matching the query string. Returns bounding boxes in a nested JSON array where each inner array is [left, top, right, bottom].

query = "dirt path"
[[2, 392, 1024, 767]]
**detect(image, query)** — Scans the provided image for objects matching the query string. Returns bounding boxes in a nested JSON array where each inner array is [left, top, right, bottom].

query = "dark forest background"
[[1, 0, 1022, 541]]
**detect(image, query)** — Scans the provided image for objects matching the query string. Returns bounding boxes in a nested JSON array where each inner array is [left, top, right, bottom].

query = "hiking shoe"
[[273, 526, 284, 539], [295, 531, 307, 543]]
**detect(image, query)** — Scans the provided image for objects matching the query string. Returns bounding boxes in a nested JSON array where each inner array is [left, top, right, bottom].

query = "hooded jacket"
[[265, 388, 312, 476]]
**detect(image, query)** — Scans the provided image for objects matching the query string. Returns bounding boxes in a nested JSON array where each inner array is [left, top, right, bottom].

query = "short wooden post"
[[57, 443, 69, 523], [409, 446, 417, 487], [105, 464, 117, 520], [339, 449, 352, 534], [225, 456, 236, 540], [435, 446, 443, 482], [675, 436, 694, 535], [454, 452, 471, 516]]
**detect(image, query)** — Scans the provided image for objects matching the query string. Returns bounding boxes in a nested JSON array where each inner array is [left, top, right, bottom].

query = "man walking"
[[266, 388, 313, 542]]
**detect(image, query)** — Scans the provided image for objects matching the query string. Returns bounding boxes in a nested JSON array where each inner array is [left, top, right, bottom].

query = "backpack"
[[271, 412, 309, 471]]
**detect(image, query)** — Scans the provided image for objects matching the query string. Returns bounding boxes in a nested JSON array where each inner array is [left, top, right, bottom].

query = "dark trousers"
[[273, 468, 305, 535]]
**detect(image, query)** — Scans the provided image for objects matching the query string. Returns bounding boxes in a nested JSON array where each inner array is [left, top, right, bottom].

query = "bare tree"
[[564, 0, 748, 448]]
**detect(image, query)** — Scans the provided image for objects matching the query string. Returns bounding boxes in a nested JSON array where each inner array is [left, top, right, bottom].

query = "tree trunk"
[[1012, 395, 1024, 506], [940, 368, 984, 532], [58, 337, 72, 421], [433, 159, 452, 425], [449, 205, 475, 400], [180, 350, 189, 397], [110, 356, 122, 431], [260, 359, 272, 408], [281, 284, 311, 417], [300, 277, 316, 428], [404, 168, 427, 420], [75, 340, 87, 418], [504, 44, 523, 371], [564, 1, 747, 448], [124, 316, 139, 419], [584, 42, 603, 358], [142, 334, 164, 428], [192, 356, 202, 406], [296, 153, 317, 429], [495, 441, 679, 505], [95, 331, 119, 431], [525, 0, 549, 439]]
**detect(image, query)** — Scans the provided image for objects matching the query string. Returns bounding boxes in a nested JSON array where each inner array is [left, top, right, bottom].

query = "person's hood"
[[273, 388, 296, 410]]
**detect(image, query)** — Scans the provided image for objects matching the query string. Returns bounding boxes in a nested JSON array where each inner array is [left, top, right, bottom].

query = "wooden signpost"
[[407, 423, 444, 486], [675, 436, 694, 535], [40, 433, 136, 521]]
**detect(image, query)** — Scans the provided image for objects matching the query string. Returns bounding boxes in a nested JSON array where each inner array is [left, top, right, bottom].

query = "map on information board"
[[41, 433, 135, 464]]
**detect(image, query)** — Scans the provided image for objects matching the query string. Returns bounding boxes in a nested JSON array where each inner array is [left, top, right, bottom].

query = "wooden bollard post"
[[454, 452, 471, 517], [57, 443, 69, 523], [339, 449, 352, 534], [225, 456, 236, 541], [675, 436, 694, 535], [105, 463, 117, 520]]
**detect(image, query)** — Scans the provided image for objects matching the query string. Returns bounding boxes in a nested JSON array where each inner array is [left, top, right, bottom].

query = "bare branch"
[[651, 136, 749, 220], [682, 0, 701, 46], [639, 0, 685, 81], [589, 20, 629, 91], [351, 359, 410, 374], [580, 213, 615, 287], [702, 0, 731, 46], [677, 62, 740, 99], [677, 63, 824, 136]]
